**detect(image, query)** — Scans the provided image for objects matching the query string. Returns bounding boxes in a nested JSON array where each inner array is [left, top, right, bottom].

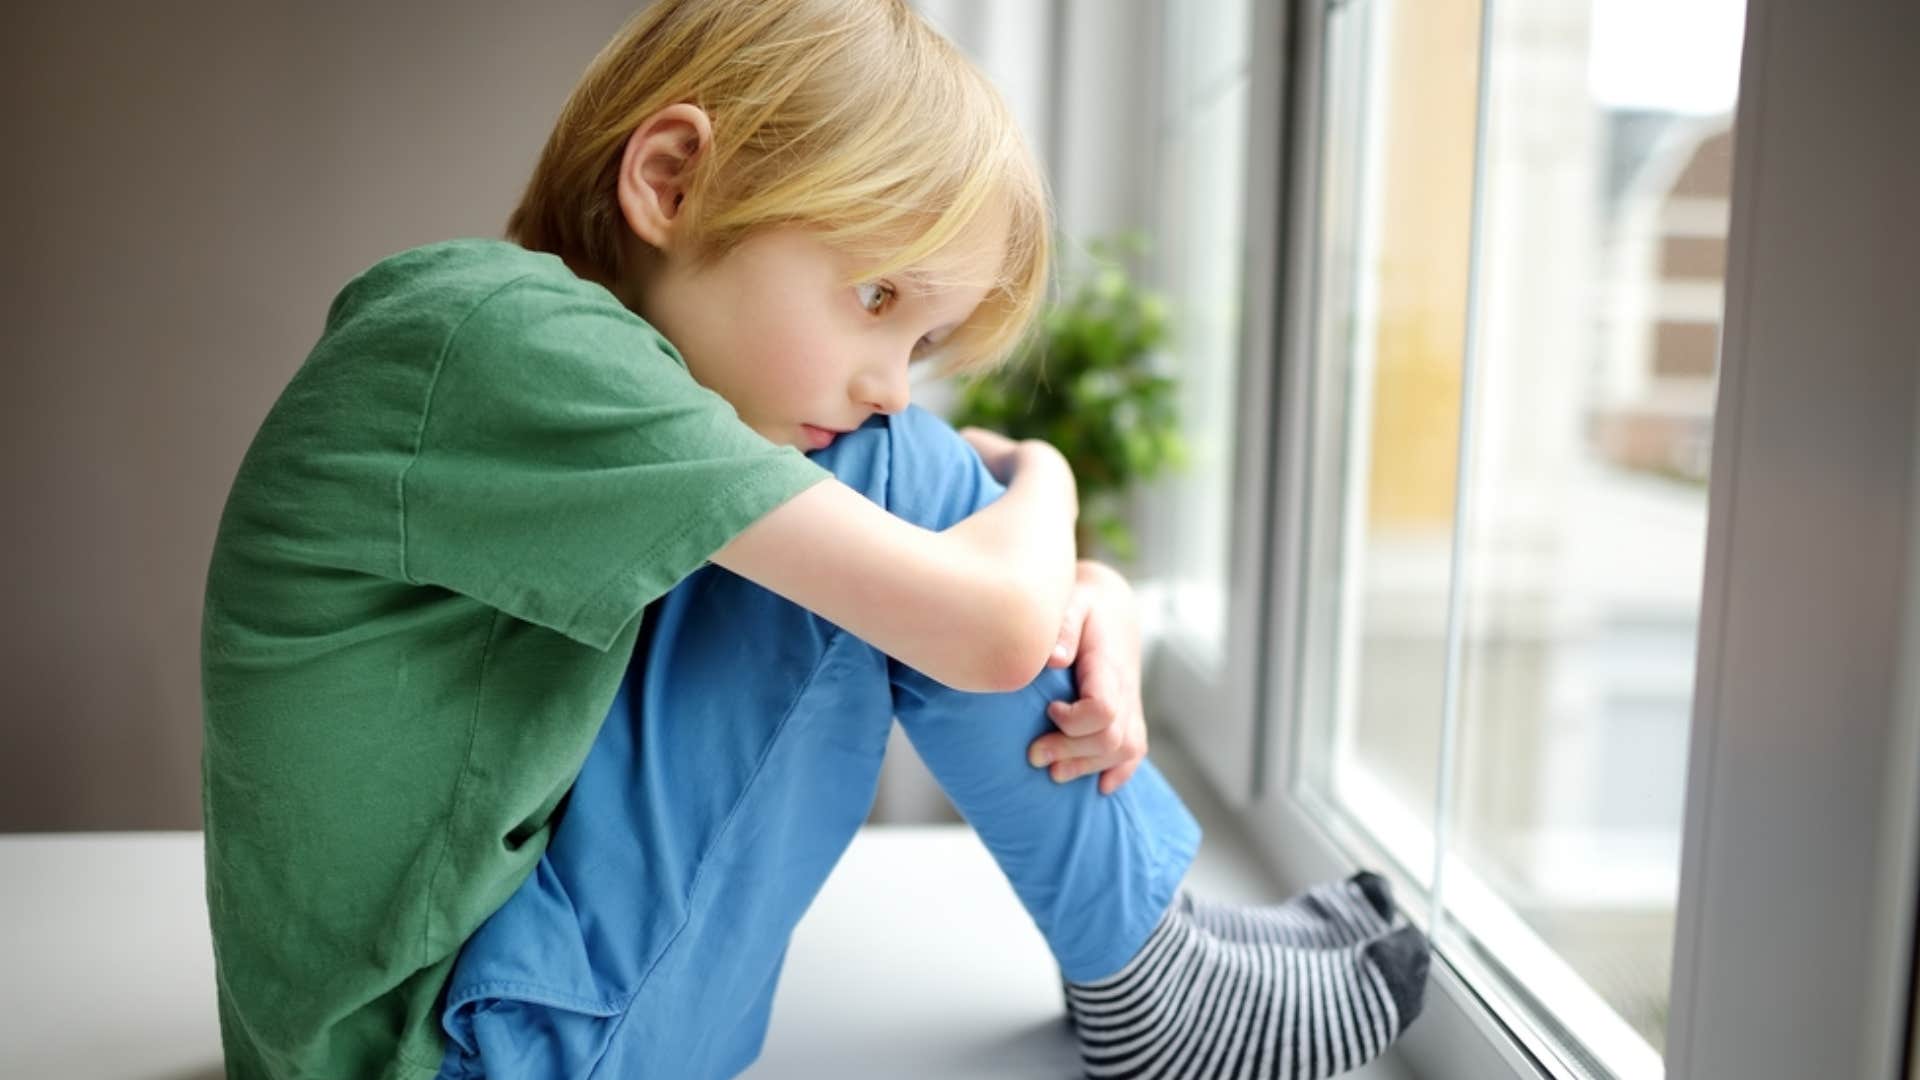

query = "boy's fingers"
[[1031, 723, 1128, 766], [1099, 759, 1143, 796], [1084, 659, 1125, 711], [1047, 741, 1139, 784], [1052, 614, 1082, 664], [1044, 660, 1120, 724], [1049, 597, 1089, 667], [958, 426, 1021, 481], [1046, 697, 1117, 737], [958, 425, 1015, 457]]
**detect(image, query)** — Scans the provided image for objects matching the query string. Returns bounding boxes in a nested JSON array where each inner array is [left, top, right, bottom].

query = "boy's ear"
[[616, 103, 714, 252]]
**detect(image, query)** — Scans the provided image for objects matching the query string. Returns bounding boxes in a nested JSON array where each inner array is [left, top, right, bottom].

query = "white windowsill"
[[0, 738, 1415, 1080]]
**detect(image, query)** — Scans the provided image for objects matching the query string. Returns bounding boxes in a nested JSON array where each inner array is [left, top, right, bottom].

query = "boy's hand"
[[1027, 560, 1148, 795], [960, 427, 1070, 496], [958, 426, 1021, 481]]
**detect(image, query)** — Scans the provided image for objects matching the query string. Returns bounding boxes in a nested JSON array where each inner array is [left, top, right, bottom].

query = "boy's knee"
[[805, 407, 1003, 532]]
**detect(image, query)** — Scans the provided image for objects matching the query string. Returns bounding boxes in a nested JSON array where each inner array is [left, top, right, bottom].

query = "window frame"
[[1654, 1, 1920, 1075], [1153, 0, 1920, 1077], [1135, 0, 1279, 810]]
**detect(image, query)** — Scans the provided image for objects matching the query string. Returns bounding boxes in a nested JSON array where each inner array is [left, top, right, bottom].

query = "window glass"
[[1296, 0, 1483, 899], [1292, 0, 1744, 1074]]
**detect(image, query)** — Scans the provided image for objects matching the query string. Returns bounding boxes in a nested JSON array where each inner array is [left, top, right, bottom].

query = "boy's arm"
[[710, 438, 1077, 694]]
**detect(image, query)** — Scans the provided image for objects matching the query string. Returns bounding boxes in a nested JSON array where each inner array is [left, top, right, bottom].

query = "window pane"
[[1438, 0, 1741, 1073], [1295, 0, 1483, 902], [1291, 0, 1745, 1075]]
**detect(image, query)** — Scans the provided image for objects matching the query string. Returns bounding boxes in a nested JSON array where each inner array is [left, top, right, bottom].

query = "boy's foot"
[[1179, 871, 1399, 949], [1064, 902, 1429, 1079], [1059, 872, 1401, 1031]]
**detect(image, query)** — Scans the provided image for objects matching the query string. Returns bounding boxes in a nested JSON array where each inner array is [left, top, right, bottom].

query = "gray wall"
[[0, 1, 646, 830]]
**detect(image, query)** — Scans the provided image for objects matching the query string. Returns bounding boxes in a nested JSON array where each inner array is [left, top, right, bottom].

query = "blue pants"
[[436, 406, 1203, 1079]]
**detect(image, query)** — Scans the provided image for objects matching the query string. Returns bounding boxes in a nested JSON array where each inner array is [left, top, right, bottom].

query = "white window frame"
[[1143, 0, 1920, 1077], [1133, 0, 1292, 810]]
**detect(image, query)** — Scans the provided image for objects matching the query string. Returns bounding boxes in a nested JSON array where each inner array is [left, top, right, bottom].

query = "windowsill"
[[0, 745, 1416, 1080], [0, 831, 222, 1079]]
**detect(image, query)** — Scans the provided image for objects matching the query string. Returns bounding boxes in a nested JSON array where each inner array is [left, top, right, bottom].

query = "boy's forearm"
[[708, 444, 1078, 694], [944, 449, 1079, 689]]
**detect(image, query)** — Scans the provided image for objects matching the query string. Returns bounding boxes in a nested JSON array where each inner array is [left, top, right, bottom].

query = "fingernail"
[[1052, 644, 1069, 660], [1030, 748, 1050, 767]]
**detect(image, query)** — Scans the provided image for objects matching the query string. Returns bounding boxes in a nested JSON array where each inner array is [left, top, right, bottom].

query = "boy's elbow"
[[973, 588, 1057, 694]]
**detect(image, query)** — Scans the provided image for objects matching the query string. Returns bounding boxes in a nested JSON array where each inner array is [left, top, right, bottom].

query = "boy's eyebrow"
[[900, 267, 978, 303], [894, 266, 983, 326]]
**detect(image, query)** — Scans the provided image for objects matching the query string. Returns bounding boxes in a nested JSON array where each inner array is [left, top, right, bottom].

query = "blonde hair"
[[507, 0, 1054, 378]]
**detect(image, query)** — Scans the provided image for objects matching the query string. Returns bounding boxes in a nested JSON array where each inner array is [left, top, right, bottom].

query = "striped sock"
[[1179, 872, 1399, 949], [1065, 903, 1429, 1079], [1060, 873, 1399, 1029]]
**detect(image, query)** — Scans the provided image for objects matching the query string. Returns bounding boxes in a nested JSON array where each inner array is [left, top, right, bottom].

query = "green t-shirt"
[[200, 238, 830, 1079]]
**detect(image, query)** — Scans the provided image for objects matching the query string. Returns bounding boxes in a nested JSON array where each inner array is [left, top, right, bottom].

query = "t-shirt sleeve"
[[400, 274, 831, 650]]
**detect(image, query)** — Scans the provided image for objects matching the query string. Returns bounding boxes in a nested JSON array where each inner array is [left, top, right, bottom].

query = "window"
[[1132, 0, 1915, 1073], [1288, 0, 1744, 1075]]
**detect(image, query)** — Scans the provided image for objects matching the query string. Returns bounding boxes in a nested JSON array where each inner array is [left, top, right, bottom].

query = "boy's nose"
[[852, 365, 910, 415]]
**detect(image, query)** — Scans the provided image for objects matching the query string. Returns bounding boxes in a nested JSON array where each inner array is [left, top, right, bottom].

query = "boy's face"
[[634, 215, 1006, 452]]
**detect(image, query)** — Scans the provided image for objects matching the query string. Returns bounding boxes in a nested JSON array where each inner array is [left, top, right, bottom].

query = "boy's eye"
[[856, 281, 895, 315]]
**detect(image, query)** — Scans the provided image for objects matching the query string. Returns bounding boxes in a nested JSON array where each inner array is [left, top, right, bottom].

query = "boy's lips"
[[800, 423, 846, 449]]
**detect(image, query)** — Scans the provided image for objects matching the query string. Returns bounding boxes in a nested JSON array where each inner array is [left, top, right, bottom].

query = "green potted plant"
[[950, 232, 1185, 564]]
